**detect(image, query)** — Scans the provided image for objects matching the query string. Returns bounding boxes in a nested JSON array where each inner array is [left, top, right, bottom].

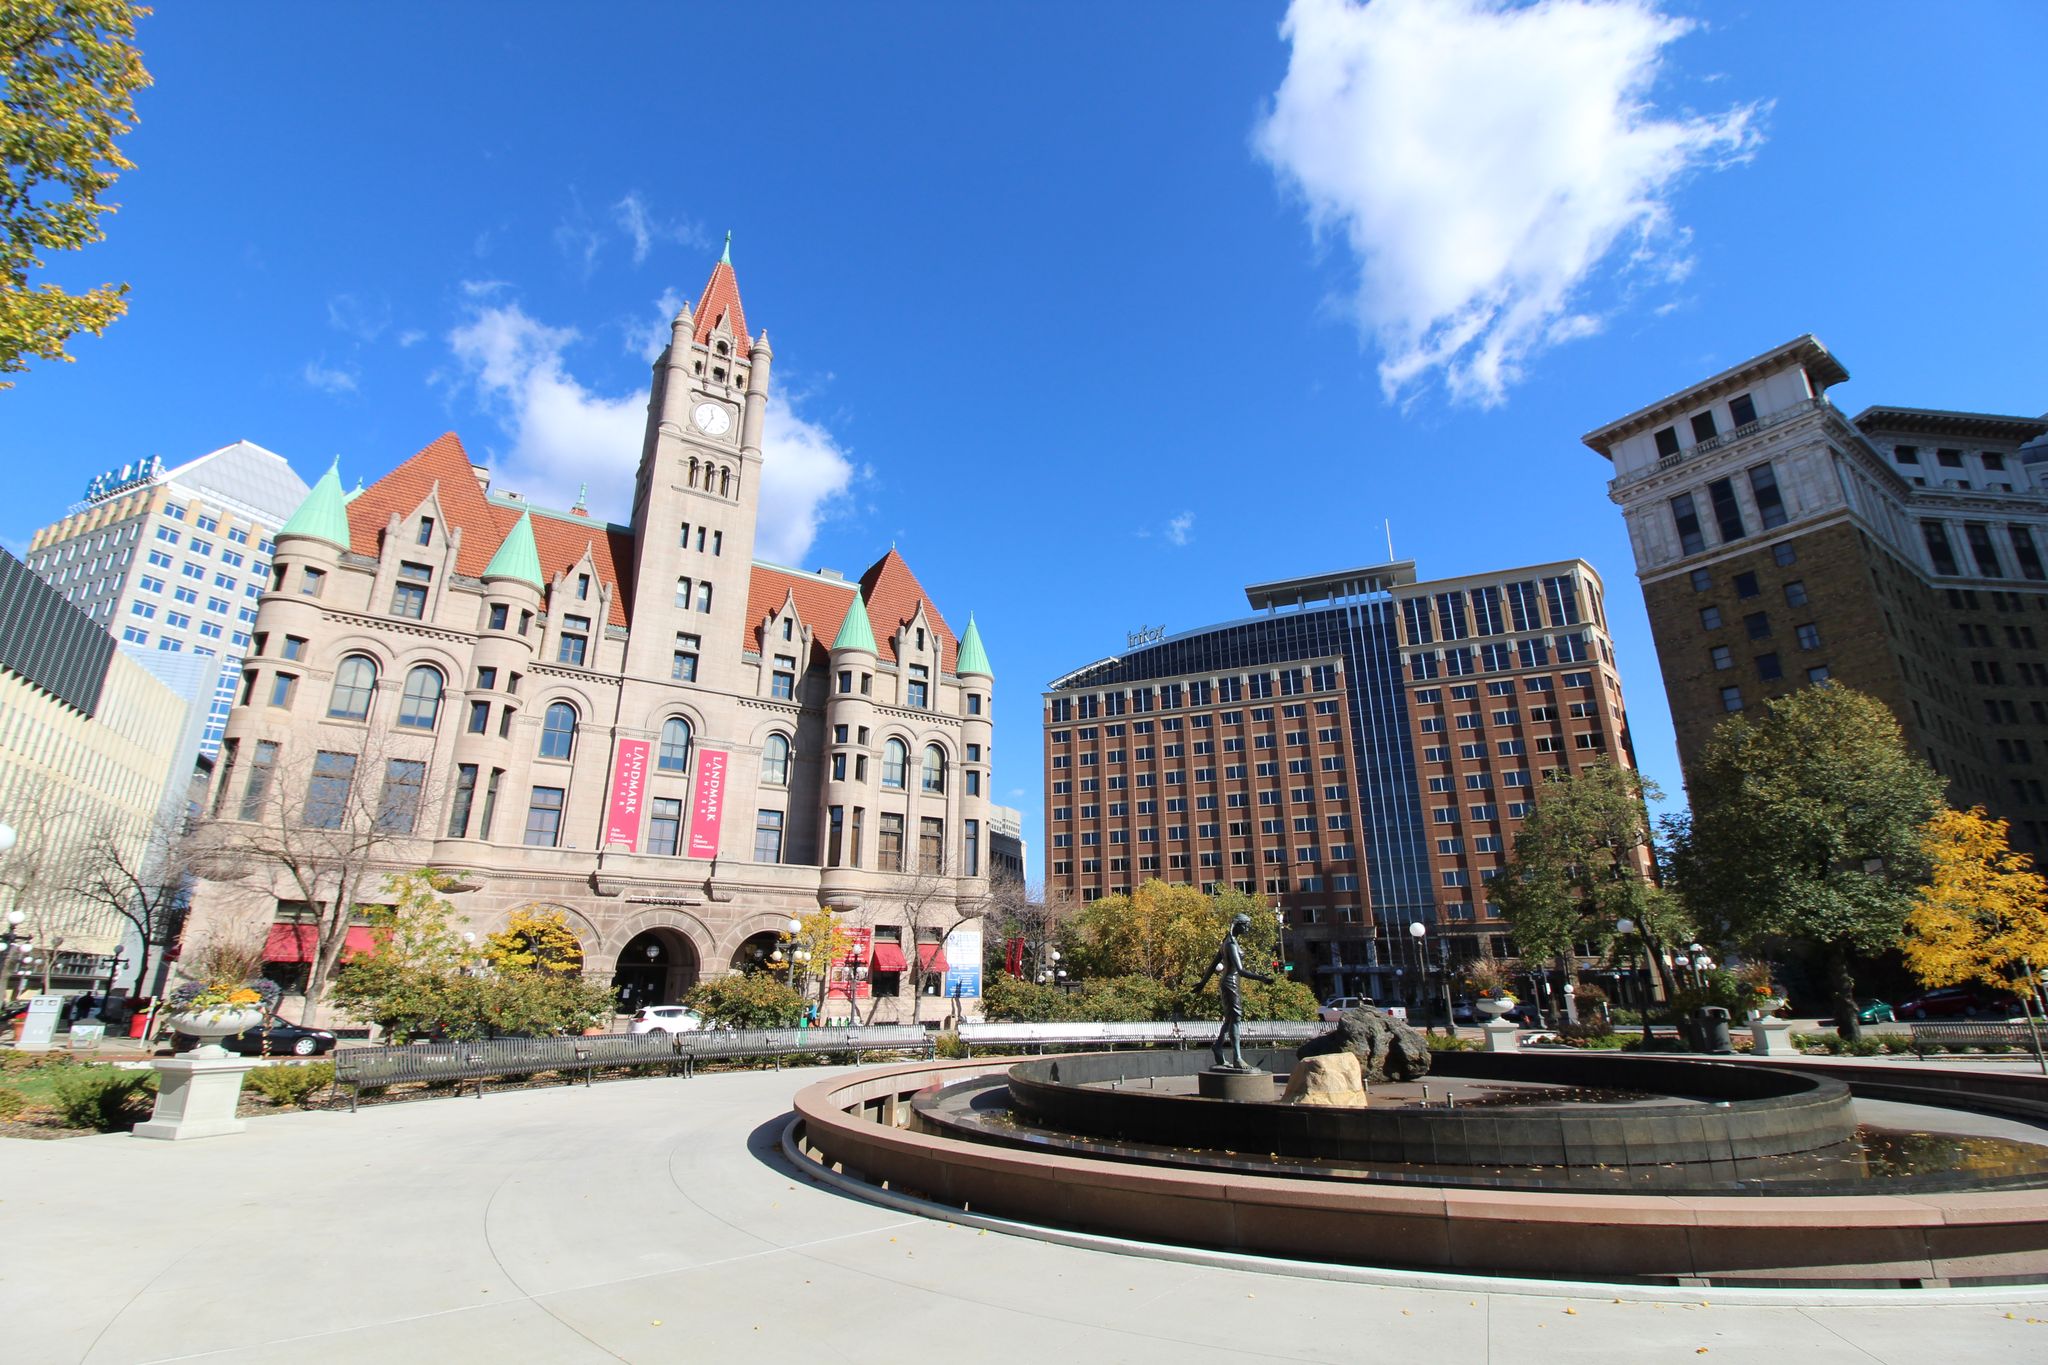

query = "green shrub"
[[1944, 1040, 1971, 1054], [1847, 1037, 1882, 1057], [1425, 1033, 1474, 1052], [934, 1030, 969, 1060], [49, 1067, 156, 1132], [245, 1062, 334, 1108], [0, 1086, 27, 1121], [684, 972, 806, 1029], [1880, 1035, 1913, 1054]]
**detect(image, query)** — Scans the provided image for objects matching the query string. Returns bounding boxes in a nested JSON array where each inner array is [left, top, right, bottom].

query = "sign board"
[[68, 1022, 106, 1051], [604, 738, 651, 851], [827, 926, 873, 1001], [943, 925, 982, 1000], [19, 995, 62, 1048], [686, 749, 729, 859]]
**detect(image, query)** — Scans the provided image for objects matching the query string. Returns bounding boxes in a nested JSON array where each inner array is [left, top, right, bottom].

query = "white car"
[[628, 1006, 705, 1035], [1319, 996, 1371, 1023]]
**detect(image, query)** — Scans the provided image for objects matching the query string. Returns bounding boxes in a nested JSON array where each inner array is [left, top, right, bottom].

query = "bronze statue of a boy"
[[1195, 913, 1272, 1071]]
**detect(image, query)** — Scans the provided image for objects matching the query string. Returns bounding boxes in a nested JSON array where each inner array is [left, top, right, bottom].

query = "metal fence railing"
[[954, 1019, 1322, 1056], [333, 1024, 935, 1111]]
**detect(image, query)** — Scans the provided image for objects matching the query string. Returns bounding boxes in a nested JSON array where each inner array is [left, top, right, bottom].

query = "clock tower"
[[626, 238, 773, 692]]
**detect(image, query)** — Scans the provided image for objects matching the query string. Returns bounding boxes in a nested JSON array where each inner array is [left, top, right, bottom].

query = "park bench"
[[954, 1019, 1323, 1056], [333, 1025, 936, 1110], [1906, 1020, 2047, 1055]]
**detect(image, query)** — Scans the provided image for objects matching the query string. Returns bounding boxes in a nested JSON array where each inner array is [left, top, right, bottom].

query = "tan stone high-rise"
[[184, 251, 995, 1022], [1586, 334, 2048, 853]]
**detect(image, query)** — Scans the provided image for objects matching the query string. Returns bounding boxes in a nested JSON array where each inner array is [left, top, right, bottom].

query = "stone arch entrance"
[[730, 930, 785, 975], [612, 928, 701, 1012]]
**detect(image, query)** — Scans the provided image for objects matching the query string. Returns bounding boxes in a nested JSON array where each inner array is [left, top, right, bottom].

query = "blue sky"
[[6, 2, 2045, 880]]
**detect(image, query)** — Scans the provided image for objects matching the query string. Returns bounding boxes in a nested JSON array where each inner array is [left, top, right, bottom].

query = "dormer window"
[[417, 516, 434, 546], [915, 627, 926, 652], [716, 340, 729, 356], [782, 618, 794, 641], [576, 573, 590, 600], [907, 663, 930, 709]]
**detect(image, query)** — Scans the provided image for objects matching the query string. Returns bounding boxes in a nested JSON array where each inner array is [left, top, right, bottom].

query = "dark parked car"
[[1897, 987, 2020, 1021], [175, 1017, 337, 1056]]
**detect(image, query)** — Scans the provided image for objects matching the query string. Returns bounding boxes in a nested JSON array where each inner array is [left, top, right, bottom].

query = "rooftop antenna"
[[1385, 518, 1395, 563]]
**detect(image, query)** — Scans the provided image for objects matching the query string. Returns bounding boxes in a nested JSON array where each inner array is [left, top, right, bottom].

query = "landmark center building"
[[183, 252, 995, 1021]]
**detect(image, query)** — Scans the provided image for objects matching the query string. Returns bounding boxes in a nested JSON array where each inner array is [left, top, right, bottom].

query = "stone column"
[[132, 1056, 260, 1141], [1749, 1017, 1795, 1057]]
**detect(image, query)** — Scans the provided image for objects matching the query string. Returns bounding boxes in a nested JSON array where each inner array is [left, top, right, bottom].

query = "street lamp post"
[[1407, 921, 1452, 1033], [1, 908, 25, 1004]]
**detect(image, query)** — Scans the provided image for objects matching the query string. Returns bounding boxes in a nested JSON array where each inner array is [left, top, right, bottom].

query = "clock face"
[[692, 401, 733, 436]]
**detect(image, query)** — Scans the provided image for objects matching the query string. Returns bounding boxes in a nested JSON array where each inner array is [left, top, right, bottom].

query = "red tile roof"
[[860, 547, 957, 672], [343, 433, 634, 627], [747, 564, 857, 669], [693, 260, 750, 359]]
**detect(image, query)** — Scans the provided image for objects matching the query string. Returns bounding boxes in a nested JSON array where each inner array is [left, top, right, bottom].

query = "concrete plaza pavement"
[[3, 1067, 2047, 1364]]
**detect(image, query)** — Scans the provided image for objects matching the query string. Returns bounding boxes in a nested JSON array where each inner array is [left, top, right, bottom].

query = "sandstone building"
[[186, 252, 994, 1021], [1042, 559, 1636, 1006], [1586, 335, 2048, 852]]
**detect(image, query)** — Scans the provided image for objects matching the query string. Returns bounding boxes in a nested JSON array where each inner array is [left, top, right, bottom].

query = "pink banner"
[[687, 749, 729, 859], [605, 739, 651, 851]]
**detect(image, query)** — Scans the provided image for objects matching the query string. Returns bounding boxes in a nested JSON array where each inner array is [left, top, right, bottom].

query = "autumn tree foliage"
[[2, 1, 152, 385], [1903, 807, 2048, 1012], [482, 907, 586, 977]]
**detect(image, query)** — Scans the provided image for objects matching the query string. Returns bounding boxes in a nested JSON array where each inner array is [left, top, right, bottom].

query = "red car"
[[1897, 987, 2021, 1021]]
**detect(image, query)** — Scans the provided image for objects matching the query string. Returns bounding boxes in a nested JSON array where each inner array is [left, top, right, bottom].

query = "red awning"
[[869, 941, 908, 973], [917, 943, 948, 975], [263, 924, 379, 965]]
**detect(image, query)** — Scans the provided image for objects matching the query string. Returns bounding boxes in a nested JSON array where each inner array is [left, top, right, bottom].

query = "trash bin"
[[1692, 1005, 1732, 1054], [127, 1003, 155, 1039]]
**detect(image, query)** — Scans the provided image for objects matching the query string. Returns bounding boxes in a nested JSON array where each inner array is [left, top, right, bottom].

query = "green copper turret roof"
[[720, 230, 732, 265], [955, 613, 992, 678], [832, 592, 877, 654], [482, 511, 544, 589], [276, 459, 352, 548]]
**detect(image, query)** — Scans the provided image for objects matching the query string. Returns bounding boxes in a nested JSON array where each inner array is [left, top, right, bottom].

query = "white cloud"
[[1256, 0, 1765, 405], [1165, 511, 1195, 547], [623, 289, 687, 361], [445, 291, 853, 566], [396, 329, 426, 348], [302, 359, 358, 394], [613, 193, 706, 266], [326, 293, 389, 342]]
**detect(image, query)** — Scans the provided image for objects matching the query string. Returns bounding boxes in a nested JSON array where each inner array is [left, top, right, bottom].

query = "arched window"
[[921, 744, 947, 794], [881, 738, 908, 789], [396, 665, 444, 730], [539, 701, 578, 760], [720, 468, 731, 498], [761, 733, 791, 786], [327, 655, 378, 721], [659, 717, 692, 772]]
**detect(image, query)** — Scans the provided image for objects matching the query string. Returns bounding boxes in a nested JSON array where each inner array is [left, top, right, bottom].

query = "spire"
[[277, 458, 352, 548], [482, 511, 543, 590], [832, 592, 878, 654], [955, 614, 993, 679], [692, 245, 750, 358]]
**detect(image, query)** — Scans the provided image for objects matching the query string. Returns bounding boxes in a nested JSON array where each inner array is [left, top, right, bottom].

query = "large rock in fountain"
[[1282, 1052, 1368, 1107], [1297, 1005, 1431, 1084]]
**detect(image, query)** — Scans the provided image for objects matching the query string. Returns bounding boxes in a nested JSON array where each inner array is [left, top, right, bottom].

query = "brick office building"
[[1585, 334, 2048, 852], [1042, 559, 1638, 1006], [182, 250, 995, 1022]]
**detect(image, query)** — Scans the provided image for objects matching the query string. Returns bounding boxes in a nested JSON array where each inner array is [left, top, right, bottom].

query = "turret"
[[954, 615, 995, 884], [268, 458, 350, 612], [819, 592, 880, 907]]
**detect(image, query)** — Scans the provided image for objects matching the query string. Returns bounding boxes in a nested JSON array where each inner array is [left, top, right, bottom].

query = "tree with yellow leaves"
[[1903, 807, 2048, 1019], [482, 906, 586, 977]]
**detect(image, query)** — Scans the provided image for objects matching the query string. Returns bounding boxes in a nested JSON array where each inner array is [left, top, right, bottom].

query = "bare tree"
[[0, 772, 105, 994], [192, 730, 443, 1025], [976, 876, 1067, 985], [69, 809, 197, 1001]]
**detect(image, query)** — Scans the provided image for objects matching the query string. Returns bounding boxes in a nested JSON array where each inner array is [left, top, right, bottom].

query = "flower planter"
[[1476, 997, 1515, 1020], [165, 1007, 263, 1059]]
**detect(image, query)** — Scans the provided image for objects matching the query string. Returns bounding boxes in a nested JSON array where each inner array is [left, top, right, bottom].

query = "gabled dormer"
[[542, 545, 608, 671], [758, 589, 813, 701], [893, 602, 940, 711]]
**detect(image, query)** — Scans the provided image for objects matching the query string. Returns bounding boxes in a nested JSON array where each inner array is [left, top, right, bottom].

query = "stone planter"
[[164, 1007, 263, 1059], [1476, 997, 1515, 1020]]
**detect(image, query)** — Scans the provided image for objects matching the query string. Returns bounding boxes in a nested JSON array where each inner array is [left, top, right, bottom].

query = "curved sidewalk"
[[1, 1068, 2045, 1364]]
